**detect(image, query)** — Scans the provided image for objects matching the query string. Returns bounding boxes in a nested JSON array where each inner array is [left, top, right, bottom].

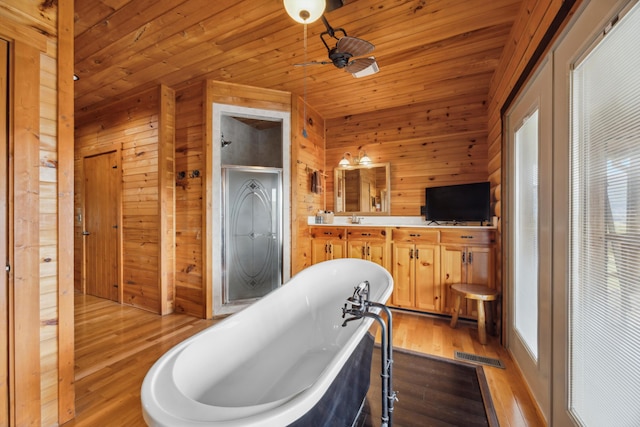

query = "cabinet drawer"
[[440, 230, 495, 245], [391, 228, 439, 244], [347, 227, 387, 241], [310, 227, 346, 239]]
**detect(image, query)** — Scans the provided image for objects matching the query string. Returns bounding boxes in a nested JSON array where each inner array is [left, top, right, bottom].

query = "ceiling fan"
[[297, 16, 379, 77]]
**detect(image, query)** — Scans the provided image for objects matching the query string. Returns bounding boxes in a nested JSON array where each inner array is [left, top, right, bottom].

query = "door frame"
[[79, 146, 123, 301], [503, 55, 553, 421]]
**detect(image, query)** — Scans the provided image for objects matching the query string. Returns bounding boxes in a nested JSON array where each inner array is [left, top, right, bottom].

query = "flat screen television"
[[425, 182, 491, 224]]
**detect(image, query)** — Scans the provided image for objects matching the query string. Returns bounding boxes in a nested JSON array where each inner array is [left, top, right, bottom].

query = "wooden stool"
[[449, 283, 499, 345]]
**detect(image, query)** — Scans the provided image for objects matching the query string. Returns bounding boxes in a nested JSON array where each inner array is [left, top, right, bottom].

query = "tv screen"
[[425, 182, 491, 223]]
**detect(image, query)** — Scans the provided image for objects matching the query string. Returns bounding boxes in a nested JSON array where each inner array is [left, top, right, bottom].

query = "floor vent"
[[454, 351, 505, 369]]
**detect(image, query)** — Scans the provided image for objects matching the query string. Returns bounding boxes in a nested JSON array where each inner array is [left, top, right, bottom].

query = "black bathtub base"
[[288, 332, 374, 427]]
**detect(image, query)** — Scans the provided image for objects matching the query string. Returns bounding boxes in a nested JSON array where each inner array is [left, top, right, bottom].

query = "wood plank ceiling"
[[74, 0, 524, 119]]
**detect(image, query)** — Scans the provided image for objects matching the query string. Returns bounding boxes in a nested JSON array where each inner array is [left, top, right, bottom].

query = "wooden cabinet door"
[[368, 241, 386, 267], [347, 240, 367, 260], [391, 243, 414, 307], [415, 244, 440, 312], [311, 239, 329, 264], [440, 245, 466, 315], [467, 246, 494, 287], [330, 241, 346, 260]]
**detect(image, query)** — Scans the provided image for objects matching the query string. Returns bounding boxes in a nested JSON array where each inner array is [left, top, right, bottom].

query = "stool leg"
[[477, 301, 487, 345], [486, 300, 494, 336], [450, 294, 461, 328]]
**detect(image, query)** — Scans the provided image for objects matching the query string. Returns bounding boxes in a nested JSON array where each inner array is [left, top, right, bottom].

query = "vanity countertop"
[[307, 216, 497, 230]]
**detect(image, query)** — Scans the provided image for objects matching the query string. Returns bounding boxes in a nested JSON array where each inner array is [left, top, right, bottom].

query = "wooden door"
[[391, 243, 414, 307], [0, 37, 9, 427], [414, 244, 440, 312], [84, 152, 120, 301]]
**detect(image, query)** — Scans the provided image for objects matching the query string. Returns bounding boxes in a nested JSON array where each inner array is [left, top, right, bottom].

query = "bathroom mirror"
[[334, 163, 391, 215]]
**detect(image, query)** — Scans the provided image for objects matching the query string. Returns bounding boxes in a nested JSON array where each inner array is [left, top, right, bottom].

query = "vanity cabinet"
[[390, 229, 441, 311], [346, 228, 389, 269], [309, 227, 347, 264], [309, 225, 495, 320], [440, 230, 495, 317]]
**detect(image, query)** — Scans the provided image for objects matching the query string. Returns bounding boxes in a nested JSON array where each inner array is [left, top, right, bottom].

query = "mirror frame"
[[333, 162, 391, 215]]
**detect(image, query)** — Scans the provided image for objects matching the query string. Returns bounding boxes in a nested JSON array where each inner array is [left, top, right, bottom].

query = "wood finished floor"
[[63, 294, 545, 426]]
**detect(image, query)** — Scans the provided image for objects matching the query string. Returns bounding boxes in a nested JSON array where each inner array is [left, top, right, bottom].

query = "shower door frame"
[[210, 103, 291, 316]]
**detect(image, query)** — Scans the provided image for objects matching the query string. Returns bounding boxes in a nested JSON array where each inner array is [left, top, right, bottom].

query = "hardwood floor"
[[64, 294, 545, 426]]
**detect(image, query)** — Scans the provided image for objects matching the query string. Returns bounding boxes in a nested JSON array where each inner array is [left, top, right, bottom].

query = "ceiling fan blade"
[[294, 61, 331, 67], [336, 36, 374, 57], [345, 57, 378, 74]]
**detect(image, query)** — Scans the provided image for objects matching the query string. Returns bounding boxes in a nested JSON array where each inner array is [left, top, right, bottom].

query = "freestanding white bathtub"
[[141, 258, 393, 427]]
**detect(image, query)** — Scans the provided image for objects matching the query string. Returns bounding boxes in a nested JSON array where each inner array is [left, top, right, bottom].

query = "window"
[[569, 3, 640, 425]]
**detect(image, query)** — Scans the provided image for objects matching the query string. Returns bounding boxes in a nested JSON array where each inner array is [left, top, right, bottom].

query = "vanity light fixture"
[[358, 150, 372, 165], [283, 0, 326, 24], [338, 150, 372, 166], [339, 152, 352, 166]]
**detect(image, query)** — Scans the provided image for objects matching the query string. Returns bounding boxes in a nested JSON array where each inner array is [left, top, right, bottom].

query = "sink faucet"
[[351, 214, 361, 224]]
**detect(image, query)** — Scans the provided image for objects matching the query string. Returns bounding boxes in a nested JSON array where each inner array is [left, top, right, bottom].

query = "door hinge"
[[5, 264, 10, 273]]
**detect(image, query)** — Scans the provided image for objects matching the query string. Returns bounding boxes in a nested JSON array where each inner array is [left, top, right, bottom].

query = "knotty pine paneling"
[[291, 95, 325, 276], [174, 81, 206, 317], [75, 86, 175, 316], [325, 94, 490, 216], [1, 0, 75, 424]]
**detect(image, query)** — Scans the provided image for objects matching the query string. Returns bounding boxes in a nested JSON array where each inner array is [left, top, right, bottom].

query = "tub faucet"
[[340, 281, 396, 427]]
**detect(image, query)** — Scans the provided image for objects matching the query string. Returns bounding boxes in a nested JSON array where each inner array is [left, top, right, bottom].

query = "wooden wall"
[[75, 85, 176, 315], [0, 0, 75, 425], [174, 81, 207, 317], [291, 95, 325, 276], [172, 80, 295, 318], [325, 94, 490, 216], [486, 0, 581, 330]]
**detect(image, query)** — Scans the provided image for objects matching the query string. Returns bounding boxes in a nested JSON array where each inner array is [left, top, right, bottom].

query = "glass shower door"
[[223, 167, 282, 303]]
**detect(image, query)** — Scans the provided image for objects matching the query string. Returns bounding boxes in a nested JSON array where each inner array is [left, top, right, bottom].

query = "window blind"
[[570, 3, 640, 426]]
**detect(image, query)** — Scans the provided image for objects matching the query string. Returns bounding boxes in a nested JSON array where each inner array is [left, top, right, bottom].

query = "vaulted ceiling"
[[74, 0, 524, 119]]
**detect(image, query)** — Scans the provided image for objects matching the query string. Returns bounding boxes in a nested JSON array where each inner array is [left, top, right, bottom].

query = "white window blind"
[[570, 3, 640, 426]]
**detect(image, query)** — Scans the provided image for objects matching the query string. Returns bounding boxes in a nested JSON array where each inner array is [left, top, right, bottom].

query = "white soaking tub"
[[141, 258, 393, 426]]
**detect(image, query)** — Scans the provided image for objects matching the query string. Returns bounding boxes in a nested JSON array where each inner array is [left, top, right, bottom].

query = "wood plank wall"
[[291, 95, 325, 275], [325, 93, 490, 216], [486, 0, 581, 334], [173, 80, 295, 318], [0, 0, 75, 424], [174, 81, 206, 317], [75, 85, 175, 315]]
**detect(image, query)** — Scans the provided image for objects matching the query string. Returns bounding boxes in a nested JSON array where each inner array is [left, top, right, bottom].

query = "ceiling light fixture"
[[283, 0, 326, 24]]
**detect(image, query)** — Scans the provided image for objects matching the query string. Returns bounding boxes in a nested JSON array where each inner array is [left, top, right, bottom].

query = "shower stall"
[[212, 104, 291, 315]]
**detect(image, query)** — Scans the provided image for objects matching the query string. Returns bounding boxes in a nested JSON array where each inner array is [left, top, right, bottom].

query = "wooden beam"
[[57, 0, 76, 422], [11, 40, 42, 426]]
